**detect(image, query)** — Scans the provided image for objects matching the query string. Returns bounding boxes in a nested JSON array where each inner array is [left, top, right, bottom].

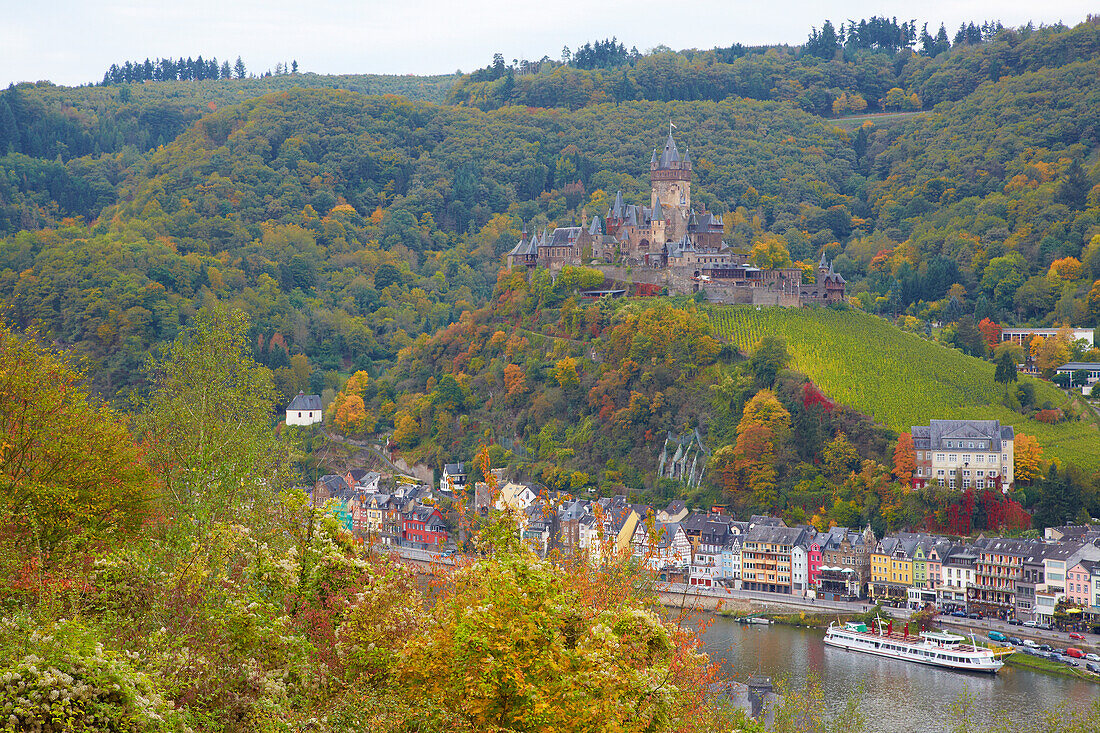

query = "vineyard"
[[707, 306, 1100, 470]]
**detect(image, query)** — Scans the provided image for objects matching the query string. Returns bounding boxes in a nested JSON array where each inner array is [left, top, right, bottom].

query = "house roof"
[[288, 392, 322, 411], [910, 419, 1013, 451], [1055, 362, 1100, 372], [745, 524, 808, 546], [443, 462, 465, 475]]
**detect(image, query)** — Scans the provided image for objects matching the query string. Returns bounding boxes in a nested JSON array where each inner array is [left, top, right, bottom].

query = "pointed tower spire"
[[652, 197, 664, 222], [650, 148, 659, 166]]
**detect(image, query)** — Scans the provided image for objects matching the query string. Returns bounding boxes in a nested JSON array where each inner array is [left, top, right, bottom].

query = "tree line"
[[99, 56, 299, 85]]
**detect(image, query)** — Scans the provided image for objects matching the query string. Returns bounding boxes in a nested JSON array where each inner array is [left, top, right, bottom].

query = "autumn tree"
[[0, 324, 150, 591], [748, 233, 794, 270], [738, 389, 791, 441], [503, 363, 526, 405], [976, 318, 1001, 351], [1032, 331, 1072, 377], [400, 551, 714, 731], [893, 432, 915, 486], [823, 433, 861, 481], [1014, 433, 1043, 484]]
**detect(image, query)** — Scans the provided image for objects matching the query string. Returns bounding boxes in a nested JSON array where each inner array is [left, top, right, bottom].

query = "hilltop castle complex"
[[508, 130, 846, 306]]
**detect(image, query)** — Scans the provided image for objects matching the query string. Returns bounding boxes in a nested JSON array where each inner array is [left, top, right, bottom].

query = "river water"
[[699, 616, 1097, 731]]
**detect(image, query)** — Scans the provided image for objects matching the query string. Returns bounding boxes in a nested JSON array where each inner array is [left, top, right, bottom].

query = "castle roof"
[[650, 148, 659, 166], [612, 190, 625, 219], [651, 197, 664, 222], [657, 133, 681, 169], [588, 215, 601, 235]]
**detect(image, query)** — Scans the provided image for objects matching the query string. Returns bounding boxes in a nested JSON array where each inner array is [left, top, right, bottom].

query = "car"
[[1087, 662, 1100, 674], [967, 612, 983, 620], [1023, 639, 1039, 648], [1008, 636, 1023, 646], [1038, 644, 1053, 652], [441, 549, 455, 558], [951, 611, 967, 618], [1023, 620, 1038, 628], [988, 631, 1007, 642], [1069, 632, 1085, 641], [1037, 623, 1054, 631], [1066, 648, 1085, 659], [1085, 653, 1100, 662], [1007, 618, 1023, 626]]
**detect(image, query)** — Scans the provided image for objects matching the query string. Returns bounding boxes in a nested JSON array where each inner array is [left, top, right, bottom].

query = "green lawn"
[[707, 306, 1100, 470]]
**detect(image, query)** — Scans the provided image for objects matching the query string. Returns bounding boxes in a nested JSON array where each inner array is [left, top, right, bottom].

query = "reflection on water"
[[700, 616, 1096, 732]]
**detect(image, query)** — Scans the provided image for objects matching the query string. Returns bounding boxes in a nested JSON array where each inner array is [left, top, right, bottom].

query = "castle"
[[507, 130, 846, 306]]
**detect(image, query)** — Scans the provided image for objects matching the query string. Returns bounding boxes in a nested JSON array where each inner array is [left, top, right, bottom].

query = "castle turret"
[[651, 131, 691, 241]]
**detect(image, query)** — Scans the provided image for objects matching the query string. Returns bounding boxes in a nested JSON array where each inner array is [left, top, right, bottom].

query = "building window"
[[963, 455, 971, 463], [948, 454, 957, 462], [936, 454, 945, 462]]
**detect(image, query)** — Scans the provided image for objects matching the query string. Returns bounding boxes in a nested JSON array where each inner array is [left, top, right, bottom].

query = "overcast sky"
[[2, 1, 1094, 87]]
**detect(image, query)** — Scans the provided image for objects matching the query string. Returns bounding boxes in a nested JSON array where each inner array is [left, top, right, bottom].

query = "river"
[[699, 616, 1097, 731]]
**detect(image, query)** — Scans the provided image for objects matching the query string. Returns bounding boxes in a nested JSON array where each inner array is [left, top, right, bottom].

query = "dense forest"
[[446, 18, 1100, 114]]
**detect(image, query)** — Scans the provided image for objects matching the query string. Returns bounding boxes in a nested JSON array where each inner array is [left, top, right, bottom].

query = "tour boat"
[[823, 618, 1005, 673]]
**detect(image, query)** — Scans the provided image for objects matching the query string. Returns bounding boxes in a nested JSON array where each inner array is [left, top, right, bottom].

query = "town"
[[305, 416, 1100, 636]]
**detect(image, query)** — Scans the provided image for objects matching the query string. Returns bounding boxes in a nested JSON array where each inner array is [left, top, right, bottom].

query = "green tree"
[[994, 351, 1018, 384], [141, 308, 285, 529], [750, 336, 790, 387], [233, 56, 246, 79]]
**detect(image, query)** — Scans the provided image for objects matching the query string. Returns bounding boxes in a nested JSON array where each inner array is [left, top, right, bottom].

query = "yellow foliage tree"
[[554, 357, 580, 389], [1014, 433, 1043, 484], [738, 389, 791, 441], [747, 233, 793, 270]]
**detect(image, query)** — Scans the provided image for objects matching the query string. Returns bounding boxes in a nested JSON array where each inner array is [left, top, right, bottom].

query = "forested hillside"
[[0, 17, 1097, 506], [1, 89, 857, 398], [446, 19, 1100, 114]]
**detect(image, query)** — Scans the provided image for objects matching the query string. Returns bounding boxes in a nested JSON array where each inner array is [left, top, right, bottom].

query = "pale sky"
[[2, 1, 1094, 87]]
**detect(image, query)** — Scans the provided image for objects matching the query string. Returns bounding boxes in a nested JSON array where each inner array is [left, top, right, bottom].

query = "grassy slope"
[[707, 305, 1100, 470]]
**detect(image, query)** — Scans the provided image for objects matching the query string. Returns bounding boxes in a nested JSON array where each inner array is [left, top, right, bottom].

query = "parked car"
[[1008, 636, 1023, 646], [1066, 648, 1085, 658], [1038, 644, 1053, 652], [1023, 639, 1039, 648], [1068, 632, 1085, 640], [951, 611, 967, 618], [988, 631, 1007, 642], [1007, 618, 1023, 626], [1023, 620, 1038, 628], [967, 612, 983, 620], [1037, 623, 1053, 631], [1086, 662, 1100, 674], [1085, 653, 1100, 662]]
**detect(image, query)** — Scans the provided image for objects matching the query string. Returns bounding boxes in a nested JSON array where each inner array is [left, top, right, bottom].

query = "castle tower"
[[650, 131, 691, 242]]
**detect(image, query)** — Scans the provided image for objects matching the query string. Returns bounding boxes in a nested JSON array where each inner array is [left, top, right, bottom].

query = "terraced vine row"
[[707, 306, 1100, 470]]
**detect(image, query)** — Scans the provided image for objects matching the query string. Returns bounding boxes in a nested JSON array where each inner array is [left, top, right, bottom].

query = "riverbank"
[[708, 604, 1100, 685]]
